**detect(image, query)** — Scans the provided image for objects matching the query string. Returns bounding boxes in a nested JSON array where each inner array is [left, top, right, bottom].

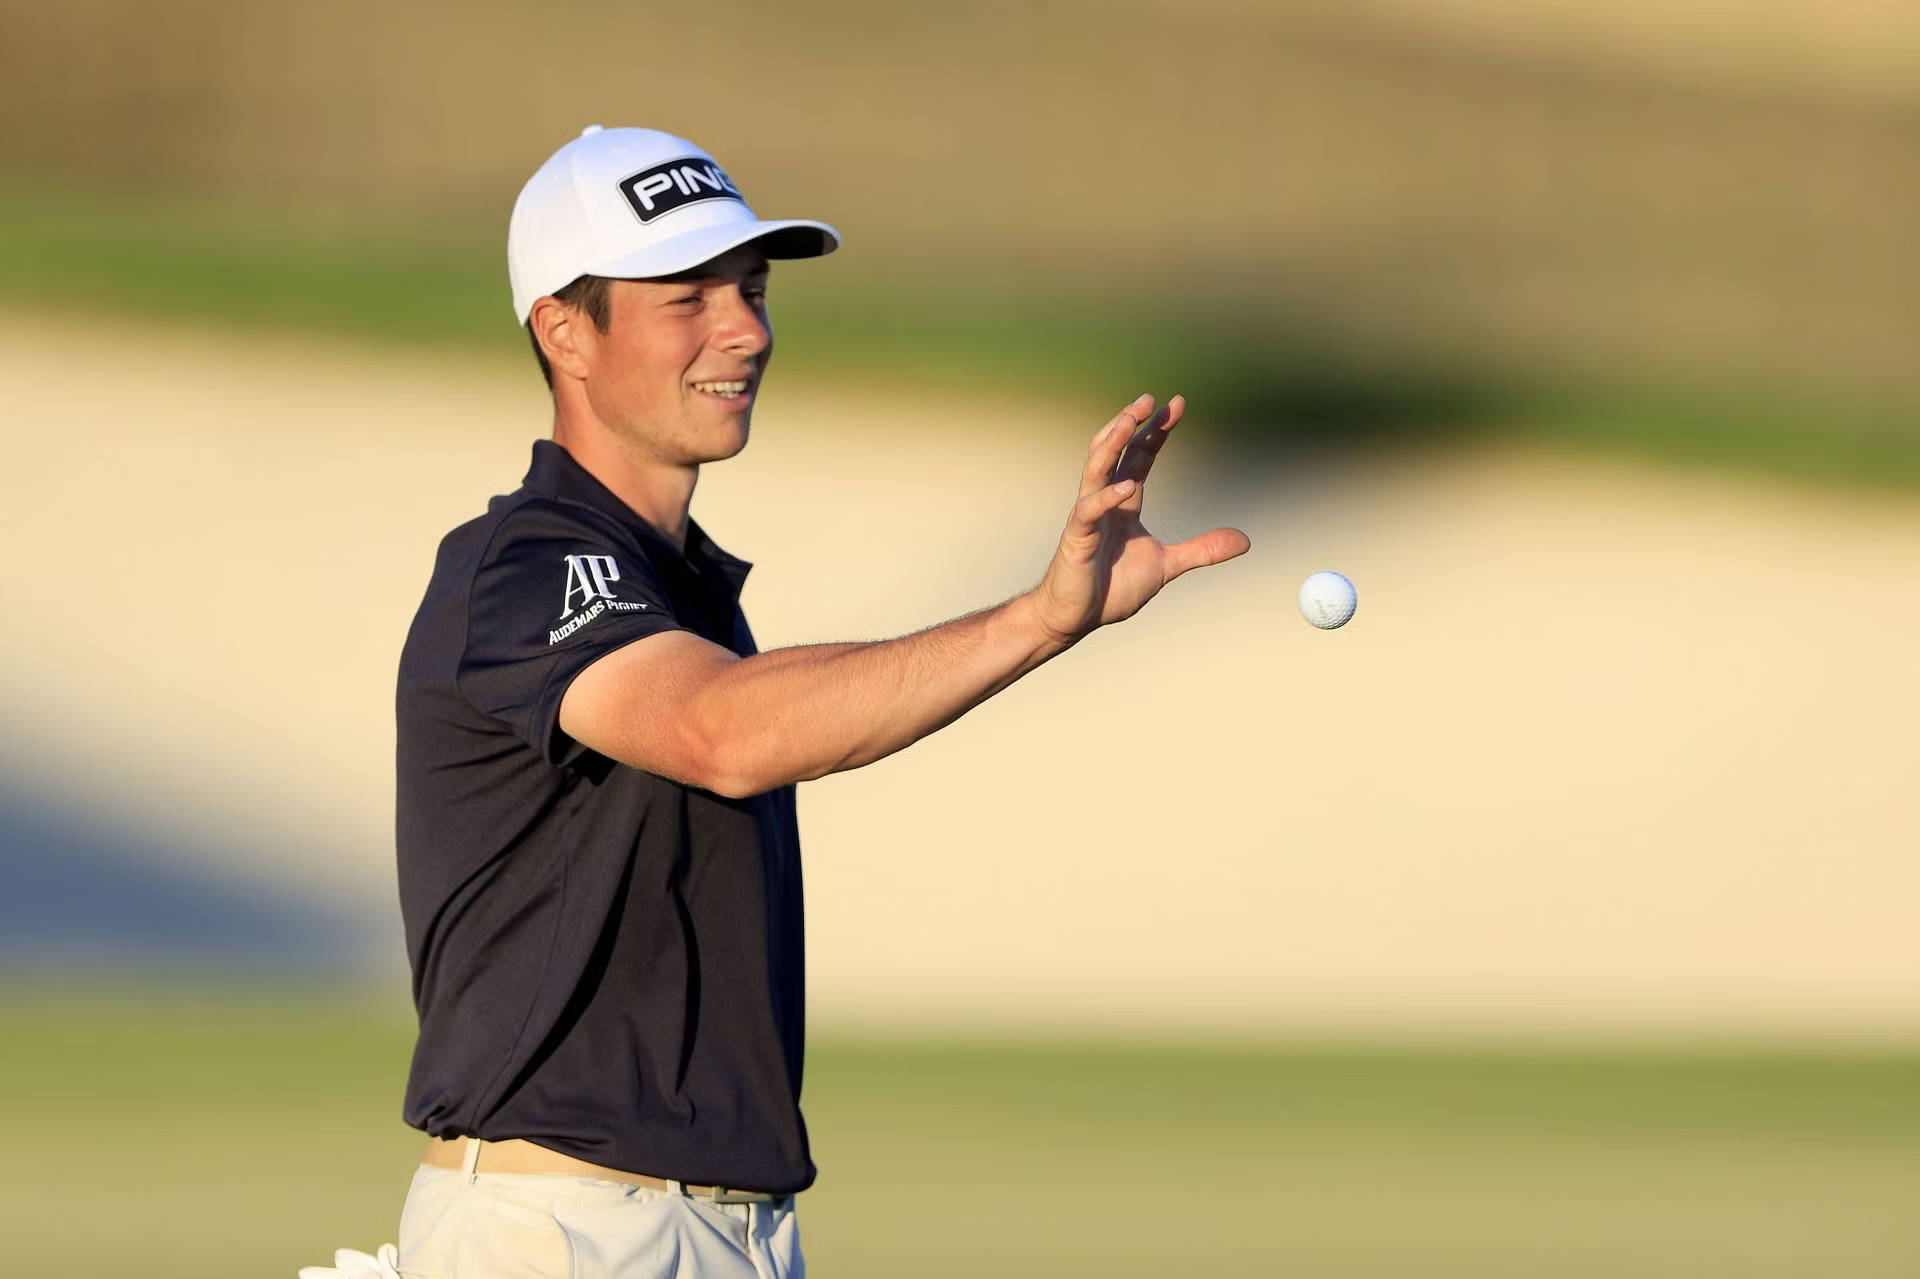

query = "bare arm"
[[558, 393, 1250, 798], [561, 594, 1063, 798]]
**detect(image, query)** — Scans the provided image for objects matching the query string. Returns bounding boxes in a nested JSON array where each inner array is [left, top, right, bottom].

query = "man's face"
[[577, 244, 773, 466]]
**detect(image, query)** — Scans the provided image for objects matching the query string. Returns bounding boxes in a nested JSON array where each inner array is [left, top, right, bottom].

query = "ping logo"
[[618, 157, 744, 224], [560, 553, 621, 618]]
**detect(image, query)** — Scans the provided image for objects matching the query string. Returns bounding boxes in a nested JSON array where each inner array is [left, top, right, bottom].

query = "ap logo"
[[560, 554, 621, 618]]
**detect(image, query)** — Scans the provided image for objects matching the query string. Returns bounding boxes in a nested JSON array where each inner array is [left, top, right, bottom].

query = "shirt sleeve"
[[455, 500, 683, 766]]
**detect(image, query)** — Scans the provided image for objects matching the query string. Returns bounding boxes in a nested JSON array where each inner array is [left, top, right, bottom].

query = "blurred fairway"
[[7, 0, 1920, 488], [5, 179, 1920, 490], [5, 990, 1916, 1278]]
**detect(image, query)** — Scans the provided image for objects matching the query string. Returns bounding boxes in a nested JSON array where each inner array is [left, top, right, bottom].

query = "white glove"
[[298, 1243, 404, 1279]]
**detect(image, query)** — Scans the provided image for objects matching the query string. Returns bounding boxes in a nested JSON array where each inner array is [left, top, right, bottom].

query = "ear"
[[530, 295, 593, 383]]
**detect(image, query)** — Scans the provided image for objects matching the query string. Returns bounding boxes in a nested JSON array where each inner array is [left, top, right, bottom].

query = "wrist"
[[1007, 589, 1080, 662]]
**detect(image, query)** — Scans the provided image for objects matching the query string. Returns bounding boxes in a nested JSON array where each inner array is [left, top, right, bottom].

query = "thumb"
[[1163, 527, 1251, 580]]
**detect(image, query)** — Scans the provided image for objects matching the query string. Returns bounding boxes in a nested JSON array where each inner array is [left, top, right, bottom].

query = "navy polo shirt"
[[394, 438, 811, 1194]]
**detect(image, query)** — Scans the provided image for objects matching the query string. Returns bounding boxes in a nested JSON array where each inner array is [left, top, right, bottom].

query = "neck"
[[550, 418, 697, 552]]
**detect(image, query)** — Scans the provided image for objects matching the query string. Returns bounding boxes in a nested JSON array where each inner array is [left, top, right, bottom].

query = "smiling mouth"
[[690, 379, 752, 400]]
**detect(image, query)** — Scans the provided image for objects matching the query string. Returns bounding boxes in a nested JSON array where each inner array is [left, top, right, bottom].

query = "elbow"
[[679, 678, 814, 799], [692, 721, 775, 800], [712, 752, 843, 799], [703, 754, 776, 800], [702, 758, 757, 800], [700, 730, 830, 798]]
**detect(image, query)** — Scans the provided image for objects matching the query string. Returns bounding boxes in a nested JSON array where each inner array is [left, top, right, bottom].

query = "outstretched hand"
[[1031, 393, 1251, 646]]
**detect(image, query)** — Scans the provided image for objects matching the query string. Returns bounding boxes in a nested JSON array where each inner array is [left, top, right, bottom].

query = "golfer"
[[391, 125, 1249, 1278]]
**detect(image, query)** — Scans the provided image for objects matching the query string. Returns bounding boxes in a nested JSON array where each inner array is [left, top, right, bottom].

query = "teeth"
[[692, 380, 749, 395]]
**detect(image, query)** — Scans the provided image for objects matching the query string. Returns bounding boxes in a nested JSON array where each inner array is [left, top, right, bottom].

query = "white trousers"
[[398, 1164, 804, 1279]]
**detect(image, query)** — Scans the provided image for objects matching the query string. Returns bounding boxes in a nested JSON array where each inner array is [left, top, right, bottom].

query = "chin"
[[700, 417, 752, 463]]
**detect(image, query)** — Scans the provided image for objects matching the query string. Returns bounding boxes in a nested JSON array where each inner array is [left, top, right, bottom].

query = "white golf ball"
[[1298, 570, 1357, 629]]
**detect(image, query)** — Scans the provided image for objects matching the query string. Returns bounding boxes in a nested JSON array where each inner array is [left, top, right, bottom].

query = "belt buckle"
[[710, 1187, 775, 1204]]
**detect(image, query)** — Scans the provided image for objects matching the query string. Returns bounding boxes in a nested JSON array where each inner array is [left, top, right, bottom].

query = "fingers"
[[1081, 394, 1153, 499], [1068, 478, 1137, 536], [1163, 526, 1252, 580], [1111, 393, 1184, 488]]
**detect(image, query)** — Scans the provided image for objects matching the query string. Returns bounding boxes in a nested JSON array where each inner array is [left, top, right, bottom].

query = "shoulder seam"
[[450, 492, 664, 720]]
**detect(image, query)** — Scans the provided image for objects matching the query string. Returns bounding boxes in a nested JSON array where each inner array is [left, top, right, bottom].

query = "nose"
[[714, 286, 771, 360]]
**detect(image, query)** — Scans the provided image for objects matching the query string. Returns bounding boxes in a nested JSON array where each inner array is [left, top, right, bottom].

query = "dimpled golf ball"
[[1299, 570, 1357, 629]]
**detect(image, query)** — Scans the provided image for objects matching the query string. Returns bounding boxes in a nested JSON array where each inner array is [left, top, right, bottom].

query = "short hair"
[[526, 275, 615, 390]]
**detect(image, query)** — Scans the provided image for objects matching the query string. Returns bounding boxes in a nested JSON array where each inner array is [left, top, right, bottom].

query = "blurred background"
[[2, 1, 1916, 1275]]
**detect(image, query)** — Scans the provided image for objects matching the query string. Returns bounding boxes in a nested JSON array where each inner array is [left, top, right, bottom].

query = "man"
[[391, 126, 1249, 1278]]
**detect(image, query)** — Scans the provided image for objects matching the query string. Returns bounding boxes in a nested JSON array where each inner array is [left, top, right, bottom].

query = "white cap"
[[507, 125, 840, 324]]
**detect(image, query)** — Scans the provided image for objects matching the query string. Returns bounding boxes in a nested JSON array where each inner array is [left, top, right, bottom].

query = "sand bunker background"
[[4, 317, 1914, 1040]]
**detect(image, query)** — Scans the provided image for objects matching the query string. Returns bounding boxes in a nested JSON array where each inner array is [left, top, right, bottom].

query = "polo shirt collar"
[[523, 439, 753, 598]]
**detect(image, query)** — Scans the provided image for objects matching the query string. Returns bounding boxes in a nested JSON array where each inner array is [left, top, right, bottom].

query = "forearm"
[[698, 590, 1070, 796]]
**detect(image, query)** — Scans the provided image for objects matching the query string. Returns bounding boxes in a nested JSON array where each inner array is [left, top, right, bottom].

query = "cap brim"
[[587, 218, 839, 283]]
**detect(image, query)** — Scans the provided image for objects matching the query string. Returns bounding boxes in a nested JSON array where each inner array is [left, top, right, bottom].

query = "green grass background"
[[9, 0, 1920, 487], [7, 176, 1920, 491], [7, 990, 1916, 1278]]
